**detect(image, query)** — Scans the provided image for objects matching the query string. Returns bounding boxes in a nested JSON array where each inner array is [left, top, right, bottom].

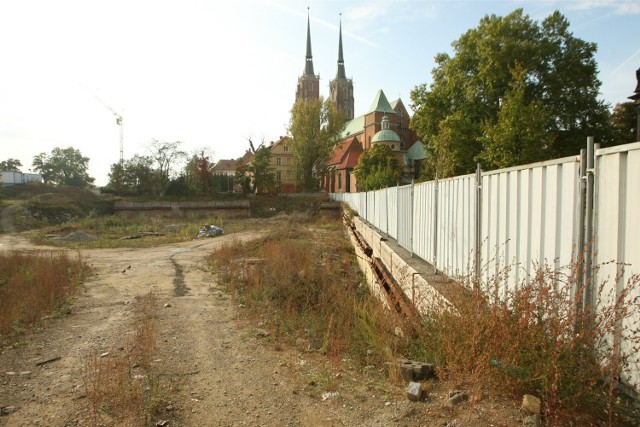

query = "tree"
[[106, 155, 157, 195], [354, 144, 402, 191], [146, 140, 187, 193], [610, 102, 638, 145], [477, 65, 555, 169], [32, 147, 94, 186], [247, 145, 275, 193], [410, 9, 611, 178], [234, 158, 251, 194], [288, 97, 344, 191], [0, 158, 23, 172]]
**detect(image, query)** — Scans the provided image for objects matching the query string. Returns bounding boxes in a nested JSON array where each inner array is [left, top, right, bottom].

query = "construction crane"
[[85, 88, 124, 164]]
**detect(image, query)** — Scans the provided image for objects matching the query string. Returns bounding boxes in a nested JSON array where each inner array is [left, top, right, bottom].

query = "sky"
[[1, 0, 638, 186]]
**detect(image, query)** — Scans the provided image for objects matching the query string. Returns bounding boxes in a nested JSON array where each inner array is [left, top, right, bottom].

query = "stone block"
[[522, 394, 541, 414]]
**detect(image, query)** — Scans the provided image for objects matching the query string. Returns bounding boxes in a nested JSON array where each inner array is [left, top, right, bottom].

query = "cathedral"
[[279, 12, 425, 193]]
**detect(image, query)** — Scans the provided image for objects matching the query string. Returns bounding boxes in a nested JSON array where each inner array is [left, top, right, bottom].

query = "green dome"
[[372, 129, 401, 143]]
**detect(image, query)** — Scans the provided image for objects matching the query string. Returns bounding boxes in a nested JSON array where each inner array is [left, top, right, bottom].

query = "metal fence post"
[[583, 137, 595, 312]]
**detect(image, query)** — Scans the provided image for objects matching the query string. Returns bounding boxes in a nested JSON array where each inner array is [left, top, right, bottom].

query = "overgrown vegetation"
[[208, 220, 410, 372], [410, 260, 640, 425], [82, 292, 172, 426], [209, 217, 640, 425], [0, 251, 87, 343]]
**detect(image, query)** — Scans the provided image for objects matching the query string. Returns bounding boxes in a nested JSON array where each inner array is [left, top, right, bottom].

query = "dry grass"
[[82, 292, 171, 426], [208, 220, 409, 370], [0, 251, 86, 343], [412, 260, 640, 425]]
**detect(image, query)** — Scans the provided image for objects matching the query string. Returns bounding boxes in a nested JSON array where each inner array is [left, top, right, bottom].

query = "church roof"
[[341, 115, 365, 138], [212, 159, 237, 173], [372, 129, 401, 143], [304, 13, 315, 76], [406, 140, 427, 160], [366, 90, 396, 114], [328, 137, 363, 169], [336, 20, 346, 80]]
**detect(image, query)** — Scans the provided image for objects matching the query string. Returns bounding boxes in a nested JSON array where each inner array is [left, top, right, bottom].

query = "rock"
[[164, 303, 172, 308], [394, 358, 436, 381], [1, 406, 16, 415], [522, 394, 541, 414], [406, 381, 424, 402], [100, 352, 109, 358], [447, 392, 469, 406], [523, 414, 541, 427]]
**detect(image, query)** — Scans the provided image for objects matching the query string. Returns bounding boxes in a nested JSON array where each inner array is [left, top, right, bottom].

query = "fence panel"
[[594, 142, 640, 390], [436, 174, 477, 280], [413, 181, 436, 262], [387, 187, 398, 240], [480, 157, 581, 295], [397, 185, 413, 251]]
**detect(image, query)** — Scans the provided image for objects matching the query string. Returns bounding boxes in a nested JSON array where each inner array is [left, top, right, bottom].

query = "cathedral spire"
[[304, 8, 315, 76], [336, 16, 346, 80]]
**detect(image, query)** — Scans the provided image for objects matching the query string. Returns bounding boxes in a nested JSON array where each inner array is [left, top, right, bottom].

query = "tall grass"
[[209, 222, 408, 369], [412, 260, 640, 425], [0, 251, 86, 341]]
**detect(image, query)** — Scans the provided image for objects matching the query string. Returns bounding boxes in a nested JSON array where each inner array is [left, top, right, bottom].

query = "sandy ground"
[[0, 210, 526, 427]]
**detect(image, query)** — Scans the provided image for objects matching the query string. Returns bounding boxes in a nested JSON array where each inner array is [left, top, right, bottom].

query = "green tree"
[[234, 158, 251, 194], [354, 144, 402, 191], [247, 145, 275, 193], [477, 65, 555, 169], [32, 147, 95, 186], [410, 9, 611, 177], [106, 155, 157, 195], [610, 102, 638, 145], [288, 97, 344, 191], [0, 158, 23, 172]]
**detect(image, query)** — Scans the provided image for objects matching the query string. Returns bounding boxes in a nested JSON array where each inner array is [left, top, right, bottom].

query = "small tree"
[[0, 158, 23, 172], [247, 145, 275, 193], [32, 147, 94, 186], [354, 144, 402, 191]]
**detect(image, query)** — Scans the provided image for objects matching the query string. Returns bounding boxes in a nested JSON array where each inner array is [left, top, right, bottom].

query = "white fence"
[[333, 140, 640, 389]]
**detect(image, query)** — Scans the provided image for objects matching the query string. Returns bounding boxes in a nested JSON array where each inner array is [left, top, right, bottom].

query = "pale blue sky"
[[1, 0, 638, 186]]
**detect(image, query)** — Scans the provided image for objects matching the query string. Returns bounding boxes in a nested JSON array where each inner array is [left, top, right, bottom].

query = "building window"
[[276, 157, 282, 166], [283, 146, 289, 152], [276, 171, 282, 181], [338, 173, 342, 189]]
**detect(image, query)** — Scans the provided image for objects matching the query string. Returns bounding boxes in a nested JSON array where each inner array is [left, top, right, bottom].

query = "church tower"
[[296, 11, 320, 101], [329, 19, 354, 121]]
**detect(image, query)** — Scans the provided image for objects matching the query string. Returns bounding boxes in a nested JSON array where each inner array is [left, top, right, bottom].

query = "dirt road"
[[0, 211, 525, 426]]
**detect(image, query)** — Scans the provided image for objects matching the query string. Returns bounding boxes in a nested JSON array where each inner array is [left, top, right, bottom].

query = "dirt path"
[[0, 205, 16, 234], [0, 228, 525, 426]]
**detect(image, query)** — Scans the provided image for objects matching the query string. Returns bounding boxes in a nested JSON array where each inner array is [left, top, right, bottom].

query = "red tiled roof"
[[328, 137, 363, 170], [212, 159, 237, 172]]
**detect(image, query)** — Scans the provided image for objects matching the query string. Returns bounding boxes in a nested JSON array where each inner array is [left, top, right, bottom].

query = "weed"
[[0, 251, 87, 342], [82, 292, 168, 426]]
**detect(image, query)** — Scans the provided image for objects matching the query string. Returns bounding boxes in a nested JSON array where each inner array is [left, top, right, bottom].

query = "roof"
[[341, 114, 365, 139], [406, 140, 427, 161], [372, 129, 401, 144], [366, 90, 396, 115], [212, 159, 237, 172], [328, 137, 363, 170]]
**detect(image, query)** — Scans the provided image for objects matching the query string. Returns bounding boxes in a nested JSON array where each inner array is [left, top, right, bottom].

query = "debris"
[[321, 391, 339, 401], [1, 406, 16, 415], [197, 224, 223, 238], [406, 382, 425, 402], [100, 352, 109, 358], [36, 356, 62, 366], [523, 414, 541, 427], [164, 303, 172, 308], [522, 394, 541, 414], [53, 230, 97, 242], [391, 358, 436, 381], [447, 391, 469, 406]]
